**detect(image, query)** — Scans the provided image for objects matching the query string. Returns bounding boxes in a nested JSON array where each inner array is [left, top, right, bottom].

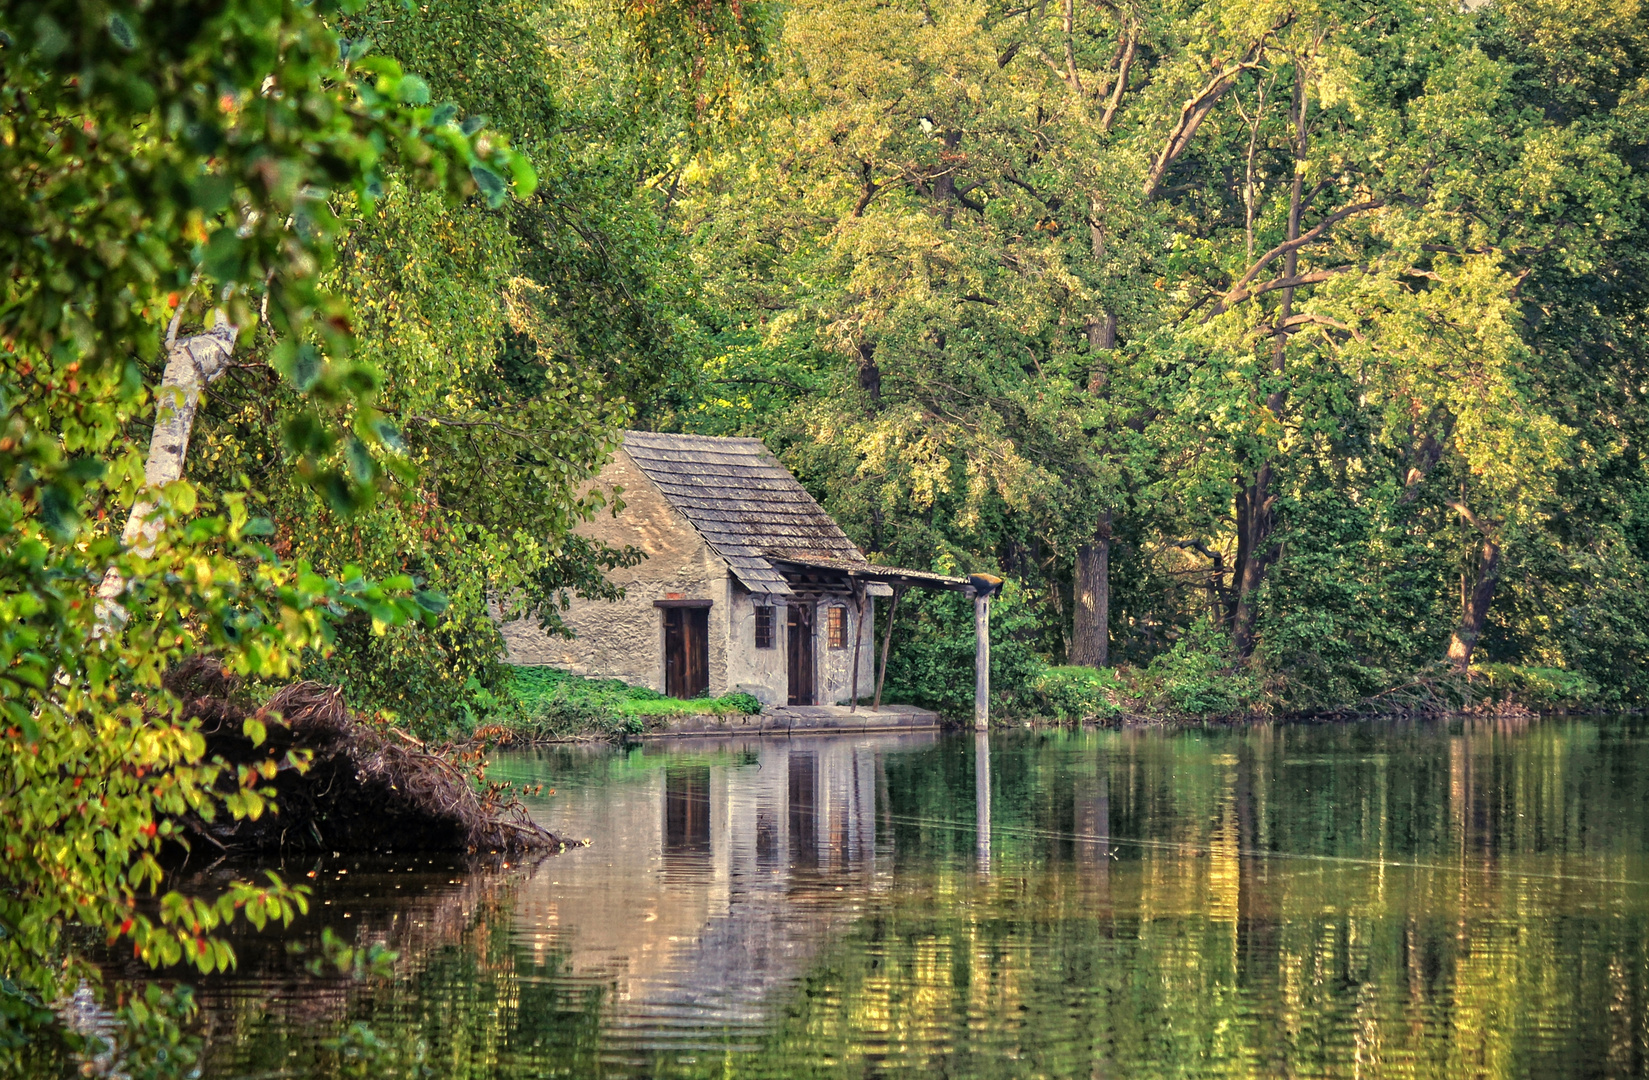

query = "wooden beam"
[[849, 578, 867, 712], [974, 590, 991, 730], [873, 584, 906, 710]]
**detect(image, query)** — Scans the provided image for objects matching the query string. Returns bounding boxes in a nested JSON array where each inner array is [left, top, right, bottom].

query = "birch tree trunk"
[[96, 316, 238, 624]]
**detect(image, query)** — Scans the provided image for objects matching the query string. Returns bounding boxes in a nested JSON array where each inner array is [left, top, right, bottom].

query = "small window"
[[827, 606, 847, 650], [754, 606, 775, 650]]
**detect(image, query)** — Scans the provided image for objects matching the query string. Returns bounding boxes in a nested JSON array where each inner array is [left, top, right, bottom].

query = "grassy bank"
[[485, 667, 763, 742], [484, 656, 1597, 744]]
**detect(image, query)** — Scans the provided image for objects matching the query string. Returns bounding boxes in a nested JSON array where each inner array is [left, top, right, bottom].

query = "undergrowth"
[[490, 667, 763, 742]]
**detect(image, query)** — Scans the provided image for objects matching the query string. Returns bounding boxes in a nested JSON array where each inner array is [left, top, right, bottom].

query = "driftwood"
[[163, 658, 562, 856]]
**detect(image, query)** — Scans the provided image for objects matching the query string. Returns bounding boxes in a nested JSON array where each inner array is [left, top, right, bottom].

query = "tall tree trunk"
[[1232, 68, 1307, 658], [1071, 210, 1118, 668], [1445, 500, 1502, 672], [96, 315, 238, 625], [1230, 465, 1275, 653], [1446, 537, 1500, 672], [1072, 511, 1111, 667]]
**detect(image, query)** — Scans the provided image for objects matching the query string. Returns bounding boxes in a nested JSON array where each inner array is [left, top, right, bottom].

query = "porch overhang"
[[765, 555, 1004, 723], [764, 555, 972, 597]]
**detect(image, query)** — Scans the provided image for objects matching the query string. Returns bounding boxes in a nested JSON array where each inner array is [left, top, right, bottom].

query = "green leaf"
[[413, 589, 449, 615], [471, 164, 506, 206], [321, 471, 362, 515], [106, 12, 136, 51], [201, 229, 244, 284], [191, 174, 235, 216], [288, 345, 323, 392], [370, 418, 407, 454], [397, 75, 430, 106], [31, 14, 67, 59], [344, 437, 373, 484]]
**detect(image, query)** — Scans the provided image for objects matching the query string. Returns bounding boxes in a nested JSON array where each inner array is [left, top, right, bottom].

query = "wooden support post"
[[849, 577, 866, 712], [973, 589, 991, 730], [873, 584, 905, 710], [967, 574, 1001, 731], [975, 730, 991, 872]]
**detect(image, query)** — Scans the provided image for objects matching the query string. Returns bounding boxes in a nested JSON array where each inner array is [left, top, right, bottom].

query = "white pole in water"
[[973, 589, 991, 731], [975, 730, 991, 873]]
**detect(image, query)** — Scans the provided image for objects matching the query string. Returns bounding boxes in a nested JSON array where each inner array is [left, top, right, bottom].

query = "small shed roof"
[[620, 430, 868, 596]]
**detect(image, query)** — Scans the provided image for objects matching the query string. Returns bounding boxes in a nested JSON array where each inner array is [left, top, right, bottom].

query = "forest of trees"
[[1, 0, 1646, 1065], [243, 0, 1645, 722]]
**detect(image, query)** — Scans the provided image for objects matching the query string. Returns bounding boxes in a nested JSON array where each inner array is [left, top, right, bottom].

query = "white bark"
[[96, 314, 238, 625]]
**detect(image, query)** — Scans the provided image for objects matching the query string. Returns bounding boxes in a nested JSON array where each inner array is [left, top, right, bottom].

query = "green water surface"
[[196, 718, 1649, 1079]]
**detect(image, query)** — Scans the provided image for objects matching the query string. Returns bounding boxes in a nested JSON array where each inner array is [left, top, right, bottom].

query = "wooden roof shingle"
[[621, 430, 867, 596]]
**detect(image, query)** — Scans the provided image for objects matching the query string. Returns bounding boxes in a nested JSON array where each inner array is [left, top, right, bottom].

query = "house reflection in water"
[[513, 734, 936, 1055]]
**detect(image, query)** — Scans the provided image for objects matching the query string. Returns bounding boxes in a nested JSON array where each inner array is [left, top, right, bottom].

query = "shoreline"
[[477, 698, 1619, 747]]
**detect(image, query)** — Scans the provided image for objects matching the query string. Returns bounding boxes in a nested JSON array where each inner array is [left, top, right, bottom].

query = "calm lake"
[[189, 718, 1649, 1079]]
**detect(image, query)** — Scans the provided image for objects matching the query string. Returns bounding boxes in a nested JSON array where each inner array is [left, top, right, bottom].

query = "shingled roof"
[[620, 430, 867, 596]]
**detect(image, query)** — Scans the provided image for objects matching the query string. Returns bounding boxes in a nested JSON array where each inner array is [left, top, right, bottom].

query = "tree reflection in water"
[[193, 720, 1649, 1079]]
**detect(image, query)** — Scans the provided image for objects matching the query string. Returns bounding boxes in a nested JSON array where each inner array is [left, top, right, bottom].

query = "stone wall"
[[499, 448, 880, 705], [816, 597, 877, 705], [724, 590, 876, 706], [498, 450, 731, 694], [722, 586, 786, 704]]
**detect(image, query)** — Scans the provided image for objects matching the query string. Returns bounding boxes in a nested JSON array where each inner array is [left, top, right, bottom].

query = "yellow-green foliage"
[[1471, 664, 1599, 708], [0, 0, 531, 1066]]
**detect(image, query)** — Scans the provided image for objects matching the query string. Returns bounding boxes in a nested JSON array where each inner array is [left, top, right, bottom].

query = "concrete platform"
[[643, 704, 942, 738]]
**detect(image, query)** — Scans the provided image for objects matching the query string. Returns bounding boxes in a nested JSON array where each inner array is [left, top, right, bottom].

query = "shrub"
[[717, 691, 765, 714], [1142, 619, 1260, 716], [1030, 666, 1123, 722], [1471, 663, 1598, 708]]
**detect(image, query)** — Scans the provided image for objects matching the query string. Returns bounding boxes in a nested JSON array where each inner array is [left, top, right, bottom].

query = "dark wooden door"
[[664, 607, 709, 698], [787, 603, 814, 705]]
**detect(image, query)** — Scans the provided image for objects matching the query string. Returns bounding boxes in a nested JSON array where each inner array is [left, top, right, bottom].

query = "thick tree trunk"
[[1230, 465, 1275, 656], [97, 316, 237, 624], [1447, 534, 1501, 672], [856, 340, 882, 402], [1071, 207, 1119, 669], [1072, 512, 1111, 667], [1086, 311, 1117, 370]]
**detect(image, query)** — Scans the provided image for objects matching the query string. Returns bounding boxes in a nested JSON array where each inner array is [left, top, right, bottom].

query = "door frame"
[[657, 598, 712, 699], [787, 602, 815, 705]]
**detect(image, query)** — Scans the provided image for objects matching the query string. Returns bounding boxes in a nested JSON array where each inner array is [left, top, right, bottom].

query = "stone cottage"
[[500, 431, 932, 707]]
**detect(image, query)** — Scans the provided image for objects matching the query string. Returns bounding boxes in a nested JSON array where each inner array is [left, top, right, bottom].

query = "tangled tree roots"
[[163, 658, 562, 856]]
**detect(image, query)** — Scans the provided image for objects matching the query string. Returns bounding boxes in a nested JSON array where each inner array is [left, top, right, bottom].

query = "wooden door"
[[787, 603, 814, 705], [664, 607, 710, 698]]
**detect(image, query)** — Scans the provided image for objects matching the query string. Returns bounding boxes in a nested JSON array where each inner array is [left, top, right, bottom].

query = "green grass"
[[498, 666, 763, 741]]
